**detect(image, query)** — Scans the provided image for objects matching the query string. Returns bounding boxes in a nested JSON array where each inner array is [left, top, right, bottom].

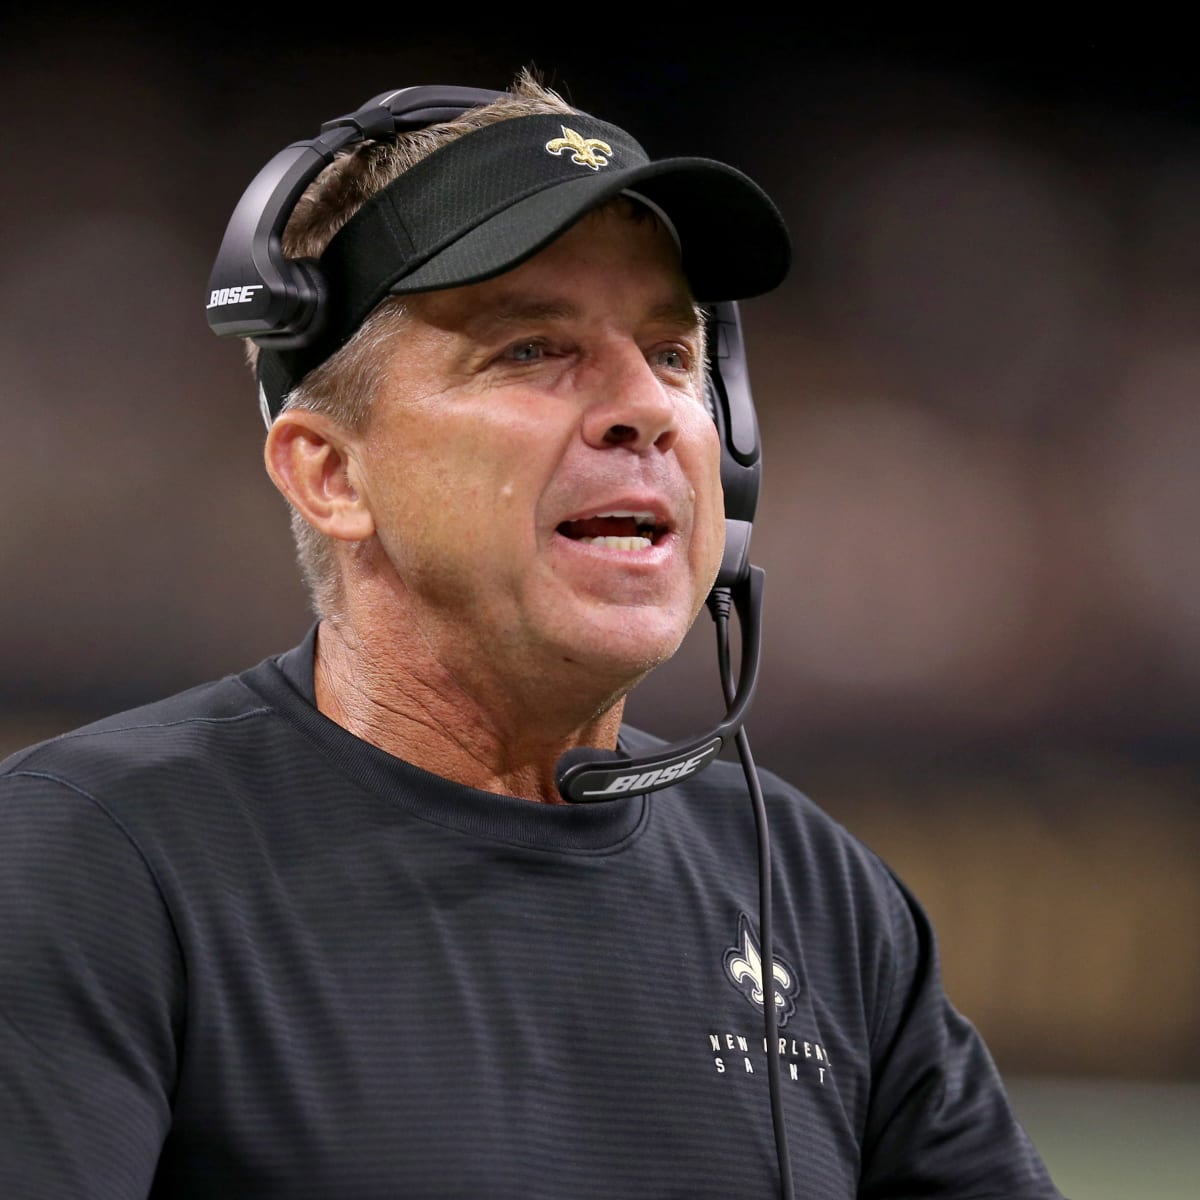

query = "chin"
[[555, 606, 692, 684]]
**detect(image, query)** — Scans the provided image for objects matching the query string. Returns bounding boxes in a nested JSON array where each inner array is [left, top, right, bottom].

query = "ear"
[[263, 411, 375, 543]]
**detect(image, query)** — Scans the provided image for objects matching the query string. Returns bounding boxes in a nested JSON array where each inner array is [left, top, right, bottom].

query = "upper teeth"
[[590, 510, 656, 522]]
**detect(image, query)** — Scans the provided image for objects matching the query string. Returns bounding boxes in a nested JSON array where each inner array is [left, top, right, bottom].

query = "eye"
[[650, 346, 692, 372], [502, 341, 546, 363]]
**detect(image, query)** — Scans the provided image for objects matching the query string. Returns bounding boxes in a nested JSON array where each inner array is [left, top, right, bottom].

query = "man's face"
[[351, 203, 726, 699]]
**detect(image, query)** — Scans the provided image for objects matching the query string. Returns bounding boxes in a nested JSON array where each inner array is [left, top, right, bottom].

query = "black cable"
[[709, 591, 795, 1200]]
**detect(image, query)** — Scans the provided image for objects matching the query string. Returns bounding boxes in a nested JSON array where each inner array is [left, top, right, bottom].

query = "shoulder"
[[2, 672, 270, 783], [0, 649, 303, 842]]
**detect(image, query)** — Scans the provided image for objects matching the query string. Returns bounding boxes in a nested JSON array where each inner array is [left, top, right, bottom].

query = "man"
[[0, 72, 1063, 1198]]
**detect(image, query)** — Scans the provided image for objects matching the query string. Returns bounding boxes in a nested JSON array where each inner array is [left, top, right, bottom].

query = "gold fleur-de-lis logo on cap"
[[545, 126, 614, 171]]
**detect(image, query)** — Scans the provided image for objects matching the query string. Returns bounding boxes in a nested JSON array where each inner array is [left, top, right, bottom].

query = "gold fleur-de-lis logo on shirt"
[[544, 126, 614, 170]]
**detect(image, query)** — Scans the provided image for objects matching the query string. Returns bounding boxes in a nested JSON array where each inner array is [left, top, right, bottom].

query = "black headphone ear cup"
[[265, 257, 330, 349], [208, 85, 508, 353], [704, 303, 761, 588], [702, 373, 748, 585]]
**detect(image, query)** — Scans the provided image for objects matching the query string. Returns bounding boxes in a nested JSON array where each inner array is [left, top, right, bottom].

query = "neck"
[[312, 611, 628, 806]]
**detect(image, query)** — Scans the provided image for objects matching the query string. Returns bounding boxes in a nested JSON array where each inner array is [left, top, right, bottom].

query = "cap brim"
[[387, 157, 790, 303]]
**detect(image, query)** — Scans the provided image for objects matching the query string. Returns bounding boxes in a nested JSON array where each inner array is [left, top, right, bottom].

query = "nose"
[[580, 342, 680, 454]]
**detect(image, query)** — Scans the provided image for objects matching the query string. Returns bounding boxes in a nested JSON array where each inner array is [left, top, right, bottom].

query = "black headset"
[[206, 82, 766, 799], [205, 84, 760, 585], [206, 83, 791, 1199]]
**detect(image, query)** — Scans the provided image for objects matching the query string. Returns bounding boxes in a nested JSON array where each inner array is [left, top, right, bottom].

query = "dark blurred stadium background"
[[2, 12, 1196, 1195]]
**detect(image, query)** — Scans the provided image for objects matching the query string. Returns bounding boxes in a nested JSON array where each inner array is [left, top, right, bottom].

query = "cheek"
[[363, 413, 548, 562], [696, 423, 728, 532]]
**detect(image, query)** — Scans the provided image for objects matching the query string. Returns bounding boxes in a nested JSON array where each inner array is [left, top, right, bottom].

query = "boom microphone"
[[554, 566, 763, 803]]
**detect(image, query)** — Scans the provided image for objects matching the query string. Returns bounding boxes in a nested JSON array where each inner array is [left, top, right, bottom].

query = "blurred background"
[[2, 11, 1196, 1194]]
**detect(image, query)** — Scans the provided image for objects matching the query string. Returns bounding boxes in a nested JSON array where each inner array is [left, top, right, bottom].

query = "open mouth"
[[556, 509, 667, 551]]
